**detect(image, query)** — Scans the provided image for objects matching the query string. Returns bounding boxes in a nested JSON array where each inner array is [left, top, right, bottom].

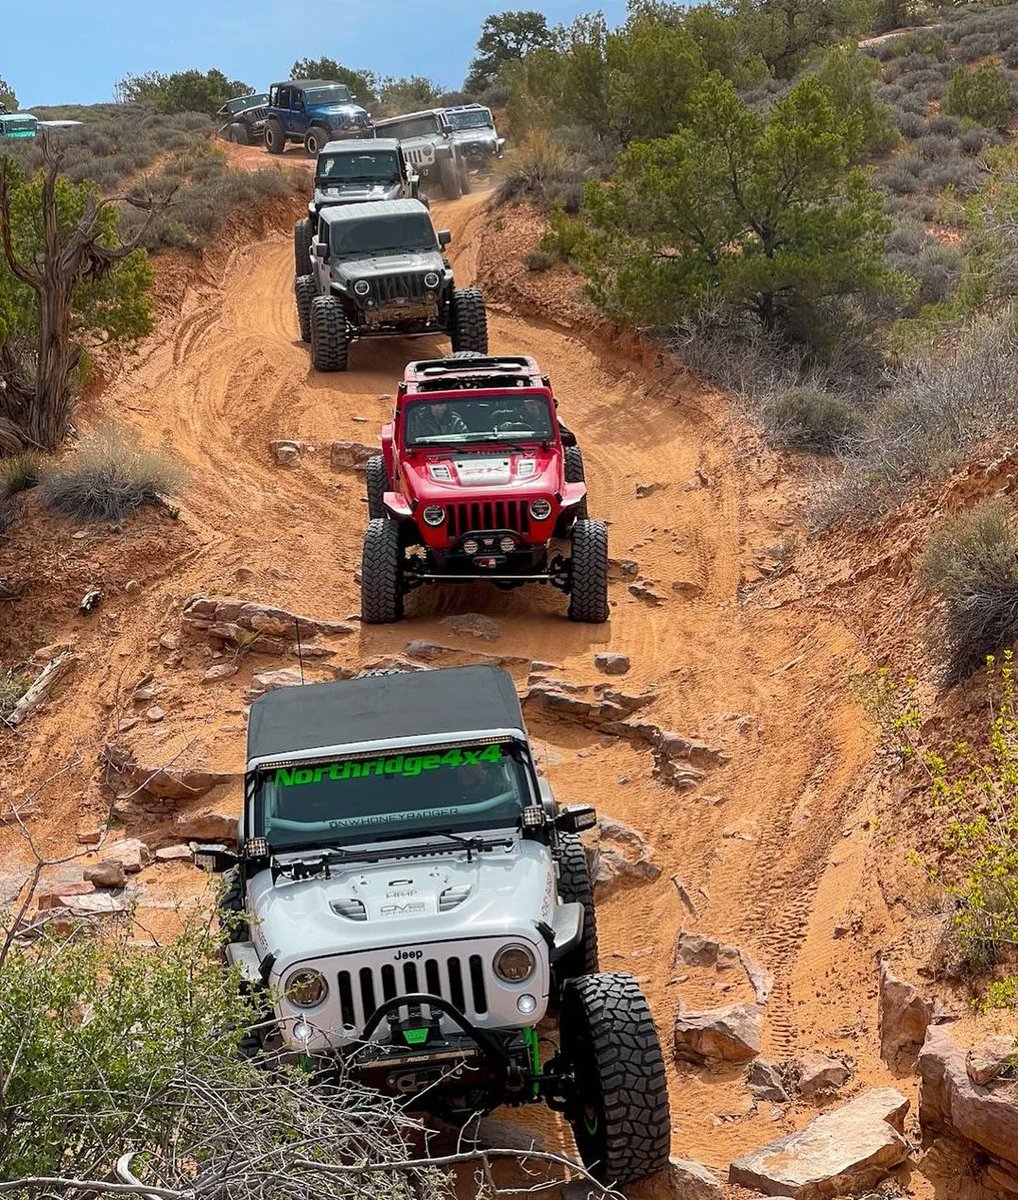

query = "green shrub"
[[761, 388, 864, 454], [0, 669, 32, 712], [945, 63, 1014, 128], [921, 499, 1018, 683], [39, 427, 186, 522], [0, 453, 42, 500], [523, 248, 557, 271]]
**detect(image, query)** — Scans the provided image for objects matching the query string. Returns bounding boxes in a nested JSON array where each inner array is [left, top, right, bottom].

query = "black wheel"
[[219, 867, 249, 945], [366, 455, 388, 519], [304, 126, 329, 156], [564, 444, 588, 519], [458, 156, 473, 195], [559, 973, 671, 1184], [361, 519, 404, 624], [568, 518, 608, 623], [310, 296, 349, 371], [264, 119, 285, 155], [294, 274, 315, 344], [450, 287, 488, 354], [439, 155, 462, 201], [294, 217, 313, 275], [227, 122, 249, 145], [555, 832, 599, 981]]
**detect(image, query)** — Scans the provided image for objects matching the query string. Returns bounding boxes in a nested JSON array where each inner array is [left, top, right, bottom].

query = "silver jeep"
[[197, 665, 670, 1184]]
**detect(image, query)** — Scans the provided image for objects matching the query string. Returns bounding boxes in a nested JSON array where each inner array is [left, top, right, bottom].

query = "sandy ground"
[[0, 184, 965, 1196]]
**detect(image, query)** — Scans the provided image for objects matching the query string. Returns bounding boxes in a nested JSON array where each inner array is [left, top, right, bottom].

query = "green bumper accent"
[[523, 1026, 540, 1098]]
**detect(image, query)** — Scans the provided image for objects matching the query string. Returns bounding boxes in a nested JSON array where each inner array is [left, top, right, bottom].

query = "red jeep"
[[360, 354, 608, 624]]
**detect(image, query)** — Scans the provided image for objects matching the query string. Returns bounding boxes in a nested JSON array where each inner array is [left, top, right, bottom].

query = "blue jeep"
[[264, 80, 372, 156]]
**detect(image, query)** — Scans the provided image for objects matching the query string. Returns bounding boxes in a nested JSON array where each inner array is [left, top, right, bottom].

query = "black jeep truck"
[[292, 138, 425, 275], [372, 109, 471, 201], [295, 199, 488, 372], [216, 92, 270, 145]]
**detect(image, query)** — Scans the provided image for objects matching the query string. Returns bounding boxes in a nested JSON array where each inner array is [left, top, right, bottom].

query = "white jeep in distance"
[[197, 665, 670, 1184]]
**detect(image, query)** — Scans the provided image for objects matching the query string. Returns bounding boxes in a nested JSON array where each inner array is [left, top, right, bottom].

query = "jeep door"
[[284, 89, 306, 138], [313, 217, 332, 291]]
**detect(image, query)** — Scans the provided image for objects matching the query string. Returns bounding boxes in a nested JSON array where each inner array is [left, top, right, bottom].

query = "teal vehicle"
[[0, 113, 38, 140]]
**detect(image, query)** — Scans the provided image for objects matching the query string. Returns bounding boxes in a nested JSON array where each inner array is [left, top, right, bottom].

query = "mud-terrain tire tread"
[[447, 350, 485, 359], [310, 296, 349, 371], [228, 122, 248, 145], [361, 519, 404, 624], [304, 125, 329, 157], [219, 866, 249, 944], [439, 155, 462, 200], [265, 119, 285, 154], [458, 156, 473, 194], [568, 518, 608, 623], [560, 972, 671, 1184], [366, 455, 388, 519], [294, 217, 313, 274], [294, 274, 315, 344], [564, 444, 588, 519], [450, 288, 488, 354], [555, 832, 599, 978]]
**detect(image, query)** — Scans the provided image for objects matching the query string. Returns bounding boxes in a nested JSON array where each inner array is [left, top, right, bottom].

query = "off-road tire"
[[361, 519, 404, 624], [450, 288, 488, 355], [559, 973, 671, 1184], [294, 274, 315, 344], [227, 122, 249, 145], [264, 119, 285, 154], [564, 445, 588, 519], [555, 832, 599, 980], [304, 125, 329, 157], [366, 455, 388, 519], [568, 518, 608, 624], [439, 155, 462, 201], [458, 156, 473, 195], [294, 217, 313, 275], [310, 296, 349, 372], [219, 866, 249, 945]]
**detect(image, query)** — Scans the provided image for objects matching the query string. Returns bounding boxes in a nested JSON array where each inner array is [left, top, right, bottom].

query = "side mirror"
[[557, 804, 597, 834], [312, 242, 327, 259], [438, 230, 451, 248], [194, 844, 239, 873]]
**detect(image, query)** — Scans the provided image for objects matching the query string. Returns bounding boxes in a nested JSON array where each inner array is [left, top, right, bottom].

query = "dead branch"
[[0, 1179, 190, 1199], [7, 652, 79, 728]]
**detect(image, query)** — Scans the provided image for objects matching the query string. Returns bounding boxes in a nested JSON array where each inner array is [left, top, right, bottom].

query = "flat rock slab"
[[729, 1087, 910, 1199], [674, 1003, 762, 1066]]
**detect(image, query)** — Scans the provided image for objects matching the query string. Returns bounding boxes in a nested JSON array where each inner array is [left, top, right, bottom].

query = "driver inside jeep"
[[410, 402, 469, 441], [256, 742, 528, 849]]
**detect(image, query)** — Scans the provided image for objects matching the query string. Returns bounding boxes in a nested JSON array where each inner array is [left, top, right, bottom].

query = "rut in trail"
[[5, 187, 894, 1179]]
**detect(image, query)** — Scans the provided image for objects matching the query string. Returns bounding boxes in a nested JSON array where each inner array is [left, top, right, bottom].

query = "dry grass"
[[38, 427, 186, 522], [0, 453, 42, 501]]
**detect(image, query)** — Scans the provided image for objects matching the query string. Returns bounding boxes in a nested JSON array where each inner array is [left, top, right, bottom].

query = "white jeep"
[[197, 665, 670, 1184]]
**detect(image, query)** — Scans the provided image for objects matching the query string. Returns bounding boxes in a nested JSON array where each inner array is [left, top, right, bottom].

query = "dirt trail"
[[2, 188, 920, 1189]]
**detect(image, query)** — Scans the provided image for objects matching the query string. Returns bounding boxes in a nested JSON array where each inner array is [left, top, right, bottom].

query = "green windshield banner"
[[273, 743, 502, 787]]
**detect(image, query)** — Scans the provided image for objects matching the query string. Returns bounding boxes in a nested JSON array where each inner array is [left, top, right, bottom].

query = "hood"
[[404, 447, 561, 503], [334, 249, 445, 279], [309, 102, 370, 122], [247, 836, 555, 972], [315, 182, 403, 207], [451, 127, 498, 145]]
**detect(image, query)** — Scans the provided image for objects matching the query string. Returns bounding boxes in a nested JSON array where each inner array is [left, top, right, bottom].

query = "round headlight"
[[529, 499, 552, 521], [494, 944, 536, 983], [499, 535, 516, 552], [422, 505, 446, 526], [462, 538, 479, 555], [286, 968, 328, 1008], [353, 280, 371, 297], [424, 271, 440, 289]]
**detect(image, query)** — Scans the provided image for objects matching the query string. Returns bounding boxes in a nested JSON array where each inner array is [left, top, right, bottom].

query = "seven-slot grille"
[[374, 273, 428, 305], [447, 500, 531, 539], [245, 105, 268, 122], [337, 953, 489, 1030]]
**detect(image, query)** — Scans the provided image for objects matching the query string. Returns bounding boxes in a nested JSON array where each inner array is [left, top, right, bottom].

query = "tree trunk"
[[30, 274, 79, 450]]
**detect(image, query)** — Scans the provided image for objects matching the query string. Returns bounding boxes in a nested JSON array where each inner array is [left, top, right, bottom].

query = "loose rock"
[[103, 745, 237, 807], [729, 1088, 910, 1198], [879, 960, 934, 1071], [793, 1050, 852, 1098], [674, 1003, 762, 1066], [592, 816, 661, 898], [440, 612, 500, 642], [594, 652, 631, 676], [629, 582, 665, 605], [102, 838, 152, 874], [173, 809, 237, 842], [202, 663, 239, 683], [246, 668, 306, 699], [84, 861, 127, 889], [966, 1035, 1018, 1087], [747, 1059, 791, 1104], [270, 439, 301, 466], [155, 844, 194, 863], [330, 440, 376, 471], [628, 1156, 723, 1200], [636, 482, 666, 499]]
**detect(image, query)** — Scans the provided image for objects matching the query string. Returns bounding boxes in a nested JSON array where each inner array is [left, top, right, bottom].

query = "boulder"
[[84, 860, 128, 889], [103, 745, 237, 806], [592, 817, 661, 898], [747, 1059, 791, 1104], [155, 844, 194, 863], [674, 1003, 762, 1066], [182, 596, 354, 647], [729, 1088, 910, 1199], [594, 652, 631, 676], [879, 960, 934, 1071], [674, 930, 724, 967], [270, 439, 301, 466], [246, 668, 306, 699], [102, 838, 152, 874], [793, 1050, 852, 1098], [627, 1157, 723, 1200], [919, 1025, 1018, 1168], [966, 1035, 1018, 1087], [330, 440, 376, 471], [173, 808, 238, 843]]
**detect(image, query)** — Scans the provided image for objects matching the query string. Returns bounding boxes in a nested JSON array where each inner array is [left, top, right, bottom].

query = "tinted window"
[[406, 393, 556, 446], [330, 212, 436, 257], [382, 115, 440, 139], [319, 151, 400, 182], [255, 741, 527, 849], [304, 85, 354, 106], [448, 109, 493, 131]]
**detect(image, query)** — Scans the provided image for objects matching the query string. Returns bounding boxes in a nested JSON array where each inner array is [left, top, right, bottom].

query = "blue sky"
[[6, 1, 631, 108]]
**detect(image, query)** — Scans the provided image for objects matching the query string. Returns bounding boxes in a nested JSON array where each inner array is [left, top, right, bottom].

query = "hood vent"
[[330, 898, 367, 921], [439, 884, 472, 912]]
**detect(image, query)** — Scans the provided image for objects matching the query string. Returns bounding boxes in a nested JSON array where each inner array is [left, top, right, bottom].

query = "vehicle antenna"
[[294, 617, 306, 685]]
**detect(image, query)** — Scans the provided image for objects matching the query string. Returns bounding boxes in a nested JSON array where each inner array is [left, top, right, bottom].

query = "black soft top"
[[247, 666, 526, 763]]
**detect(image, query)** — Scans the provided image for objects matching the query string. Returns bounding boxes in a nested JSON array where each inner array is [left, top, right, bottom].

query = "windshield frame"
[[329, 212, 437, 258], [403, 390, 557, 449], [303, 84, 354, 107], [318, 150, 401, 184], [250, 736, 536, 851], [223, 94, 268, 115], [448, 109, 494, 131]]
